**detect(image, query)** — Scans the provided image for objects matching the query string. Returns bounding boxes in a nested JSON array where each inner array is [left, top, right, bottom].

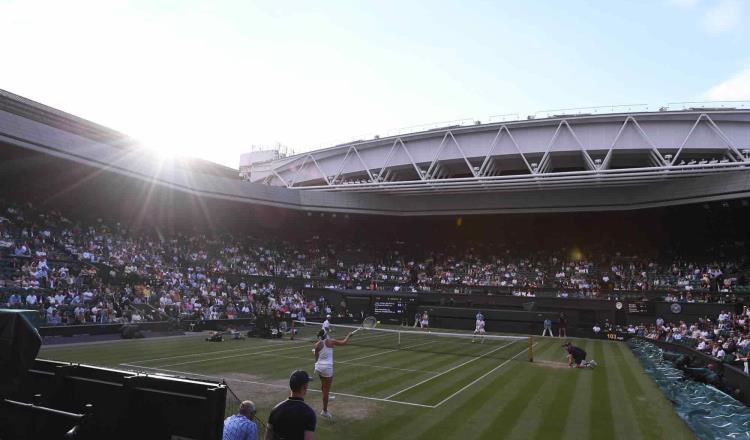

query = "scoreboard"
[[373, 296, 414, 315], [627, 301, 654, 315]]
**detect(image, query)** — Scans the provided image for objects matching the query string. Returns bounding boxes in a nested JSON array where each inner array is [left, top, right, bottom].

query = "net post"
[[398, 331, 401, 348], [290, 319, 295, 340], [528, 336, 534, 362]]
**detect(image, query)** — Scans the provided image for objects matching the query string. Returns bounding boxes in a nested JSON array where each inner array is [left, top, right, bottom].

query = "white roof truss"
[[537, 120, 597, 174], [378, 138, 424, 181], [331, 146, 374, 184], [478, 125, 534, 176], [288, 154, 331, 187], [602, 116, 666, 170], [671, 114, 745, 165], [425, 131, 476, 179]]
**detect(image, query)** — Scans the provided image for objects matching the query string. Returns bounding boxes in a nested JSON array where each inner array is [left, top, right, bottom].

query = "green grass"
[[39, 330, 696, 440]]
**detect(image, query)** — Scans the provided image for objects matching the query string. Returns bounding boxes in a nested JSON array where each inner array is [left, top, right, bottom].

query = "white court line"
[[156, 343, 320, 368], [152, 331, 399, 369], [41, 332, 202, 348], [128, 340, 309, 365], [255, 352, 440, 374], [384, 340, 517, 400], [432, 343, 537, 408], [339, 339, 442, 363], [129, 330, 389, 365], [319, 390, 433, 408], [119, 363, 288, 388], [305, 331, 393, 344], [119, 363, 434, 408]]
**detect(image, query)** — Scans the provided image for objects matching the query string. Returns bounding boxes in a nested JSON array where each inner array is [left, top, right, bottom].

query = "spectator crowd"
[[632, 307, 750, 375], [1, 201, 749, 326]]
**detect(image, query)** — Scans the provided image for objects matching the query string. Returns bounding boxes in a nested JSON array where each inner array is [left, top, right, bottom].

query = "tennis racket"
[[351, 316, 378, 335]]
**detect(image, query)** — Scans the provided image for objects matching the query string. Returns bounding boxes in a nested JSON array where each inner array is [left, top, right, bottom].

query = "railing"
[[272, 101, 750, 158], [532, 104, 649, 119], [668, 100, 750, 111]]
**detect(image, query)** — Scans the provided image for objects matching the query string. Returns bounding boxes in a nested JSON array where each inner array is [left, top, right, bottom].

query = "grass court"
[[39, 327, 695, 439]]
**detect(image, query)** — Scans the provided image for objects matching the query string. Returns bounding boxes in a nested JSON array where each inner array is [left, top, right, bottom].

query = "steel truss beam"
[[299, 161, 749, 194], [378, 138, 424, 181], [671, 114, 744, 165], [425, 131, 476, 179], [601, 116, 666, 170], [537, 120, 597, 173], [257, 111, 750, 191]]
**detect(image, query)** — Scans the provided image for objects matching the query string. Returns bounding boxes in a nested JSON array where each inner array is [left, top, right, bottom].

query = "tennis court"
[[39, 325, 695, 439]]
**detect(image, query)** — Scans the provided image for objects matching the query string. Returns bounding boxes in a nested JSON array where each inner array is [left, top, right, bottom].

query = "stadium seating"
[[0, 200, 748, 330]]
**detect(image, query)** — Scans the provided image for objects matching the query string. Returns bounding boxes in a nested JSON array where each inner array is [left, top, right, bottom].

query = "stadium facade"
[[2, 89, 750, 216]]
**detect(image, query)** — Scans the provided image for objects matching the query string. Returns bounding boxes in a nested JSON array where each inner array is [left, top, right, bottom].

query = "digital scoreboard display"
[[627, 301, 654, 315], [373, 296, 414, 315]]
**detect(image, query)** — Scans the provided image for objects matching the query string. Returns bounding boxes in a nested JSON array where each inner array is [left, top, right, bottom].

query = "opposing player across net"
[[291, 320, 534, 362]]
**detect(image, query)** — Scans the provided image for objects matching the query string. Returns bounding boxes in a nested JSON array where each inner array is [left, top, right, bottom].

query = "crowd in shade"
[[1, 201, 749, 326], [632, 307, 750, 375]]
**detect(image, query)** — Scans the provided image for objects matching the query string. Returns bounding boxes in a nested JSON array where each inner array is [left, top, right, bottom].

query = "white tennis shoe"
[[320, 410, 333, 420]]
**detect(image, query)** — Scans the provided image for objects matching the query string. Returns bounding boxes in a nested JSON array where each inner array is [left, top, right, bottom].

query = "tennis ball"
[[377, 320, 381, 324]]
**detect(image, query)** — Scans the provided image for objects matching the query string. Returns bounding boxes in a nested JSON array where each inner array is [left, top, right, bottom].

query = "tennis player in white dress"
[[420, 311, 429, 329], [473, 318, 486, 343], [313, 328, 352, 420]]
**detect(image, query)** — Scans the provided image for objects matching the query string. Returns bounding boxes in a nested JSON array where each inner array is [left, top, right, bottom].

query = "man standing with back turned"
[[266, 370, 317, 440]]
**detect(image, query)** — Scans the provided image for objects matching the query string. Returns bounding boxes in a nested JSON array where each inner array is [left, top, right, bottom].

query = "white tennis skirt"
[[315, 364, 333, 378]]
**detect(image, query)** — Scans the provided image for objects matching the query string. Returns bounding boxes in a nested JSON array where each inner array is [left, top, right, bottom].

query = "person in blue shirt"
[[8, 293, 21, 307], [223, 400, 258, 440], [542, 318, 553, 337]]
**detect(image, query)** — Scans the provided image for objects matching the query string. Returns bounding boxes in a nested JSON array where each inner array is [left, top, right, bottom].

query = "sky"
[[1, 0, 749, 169]]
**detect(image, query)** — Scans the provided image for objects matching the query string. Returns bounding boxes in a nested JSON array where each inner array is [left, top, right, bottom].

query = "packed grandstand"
[[7, 0, 750, 435], [2, 197, 750, 364], [3, 88, 750, 439]]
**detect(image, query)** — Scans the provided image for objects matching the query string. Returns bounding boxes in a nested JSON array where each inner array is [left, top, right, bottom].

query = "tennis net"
[[291, 320, 533, 362]]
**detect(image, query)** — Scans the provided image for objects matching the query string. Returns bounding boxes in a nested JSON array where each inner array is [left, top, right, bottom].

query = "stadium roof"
[[244, 108, 750, 196], [2, 89, 750, 216], [0, 89, 238, 179]]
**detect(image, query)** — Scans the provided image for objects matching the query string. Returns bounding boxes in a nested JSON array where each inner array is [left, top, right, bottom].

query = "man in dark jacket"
[[563, 342, 597, 369], [266, 370, 316, 440]]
